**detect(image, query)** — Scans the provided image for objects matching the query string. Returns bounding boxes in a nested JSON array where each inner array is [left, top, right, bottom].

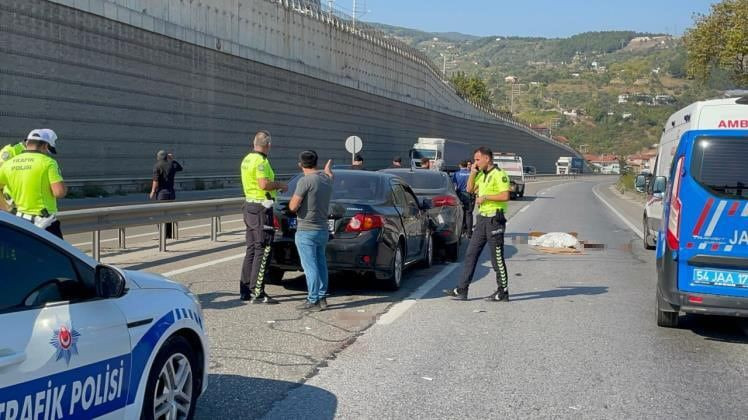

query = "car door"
[[402, 185, 427, 260], [0, 222, 132, 419], [392, 183, 420, 260]]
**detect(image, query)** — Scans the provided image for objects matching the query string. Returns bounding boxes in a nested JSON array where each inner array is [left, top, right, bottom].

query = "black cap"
[[299, 150, 318, 168], [393, 156, 402, 163], [354, 154, 364, 162]]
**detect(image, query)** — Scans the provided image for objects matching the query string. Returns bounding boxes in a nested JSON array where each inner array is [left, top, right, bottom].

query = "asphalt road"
[[88, 176, 746, 419]]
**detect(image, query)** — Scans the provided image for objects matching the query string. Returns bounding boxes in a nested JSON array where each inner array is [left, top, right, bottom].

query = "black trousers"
[[239, 203, 274, 298], [457, 191, 474, 236], [46, 220, 63, 239], [457, 212, 508, 292], [156, 190, 176, 239]]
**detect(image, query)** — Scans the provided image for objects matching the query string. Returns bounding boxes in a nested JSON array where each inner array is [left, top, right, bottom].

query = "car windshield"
[[412, 149, 437, 159], [280, 171, 386, 203], [390, 171, 449, 191], [690, 137, 748, 199]]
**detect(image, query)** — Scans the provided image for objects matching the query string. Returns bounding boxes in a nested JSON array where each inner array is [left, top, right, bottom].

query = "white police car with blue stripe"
[[0, 212, 208, 419]]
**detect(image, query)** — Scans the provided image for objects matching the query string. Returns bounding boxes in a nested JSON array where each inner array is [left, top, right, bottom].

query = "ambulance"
[[0, 212, 208, 419], [653, 96, 748, 327]]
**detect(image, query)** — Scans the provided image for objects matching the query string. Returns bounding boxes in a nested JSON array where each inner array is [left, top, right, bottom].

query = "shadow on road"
[[680, 315, 748, 344], [196, 374, 337, 419], [509, 286, 608, 301], [516, 195, 554, 202]]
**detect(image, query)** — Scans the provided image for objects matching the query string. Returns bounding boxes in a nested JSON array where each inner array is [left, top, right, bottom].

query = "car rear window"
[[690, 137, 748, 199], [281, 172, 385, 203], [390, 171, 449, 190]]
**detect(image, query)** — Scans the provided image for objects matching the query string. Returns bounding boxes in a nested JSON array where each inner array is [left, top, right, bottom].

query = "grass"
[[616, 173, 637, 194]]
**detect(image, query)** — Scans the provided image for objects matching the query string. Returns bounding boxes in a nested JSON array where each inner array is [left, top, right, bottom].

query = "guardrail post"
[[210, 217, 218, 242], [92, 231, 101, 261], [159, 224, 167, 252], [118, 228, 126, 249], [217, 216, 222, 233], [173, 222, 179, 240]]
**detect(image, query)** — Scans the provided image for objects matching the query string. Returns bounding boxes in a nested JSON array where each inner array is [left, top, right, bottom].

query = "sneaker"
[[318, 298, 328, 311], [251, 293, 279, 305], [485, 289, 509, 302], [443, 288, 468, 301], [297, 301, 319, 311]]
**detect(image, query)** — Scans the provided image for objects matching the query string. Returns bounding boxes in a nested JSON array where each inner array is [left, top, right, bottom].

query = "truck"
[[556, 156, 583, 175], [411, 138, 472, 172], [493, 153, 525, 199]]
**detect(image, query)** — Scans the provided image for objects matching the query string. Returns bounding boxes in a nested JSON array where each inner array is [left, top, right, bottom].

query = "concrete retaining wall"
[[0, 0, 575, 178]]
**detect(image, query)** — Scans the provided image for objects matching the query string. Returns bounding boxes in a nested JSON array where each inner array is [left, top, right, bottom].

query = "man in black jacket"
[[150, 150, 183, 238]]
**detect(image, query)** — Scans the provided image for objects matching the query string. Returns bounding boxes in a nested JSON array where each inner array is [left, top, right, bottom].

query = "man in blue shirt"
[[452, 160, 474, 237]]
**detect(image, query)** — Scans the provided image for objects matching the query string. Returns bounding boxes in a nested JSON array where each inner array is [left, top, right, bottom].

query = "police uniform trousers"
[[240, 203, 274, 298], [457, 190, 474, 236], [457, 211, 508, 292]]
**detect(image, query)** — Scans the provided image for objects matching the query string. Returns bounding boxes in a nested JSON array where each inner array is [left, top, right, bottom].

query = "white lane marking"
[[377, 264, 459, 325], [742, 203, 748, 217], [704, 200, 727, 237], [163, 253, 246, 277], [71, 219, 244, 247], [592, 183, 644, 239], [519, 205, 530, 213]]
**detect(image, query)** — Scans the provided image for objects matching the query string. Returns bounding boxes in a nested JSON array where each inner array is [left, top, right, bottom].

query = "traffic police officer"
[[0, 138, 26, 212], [239, 130, 287, 304], [445, 147, 511, 301], [0, 129, 67, 238]]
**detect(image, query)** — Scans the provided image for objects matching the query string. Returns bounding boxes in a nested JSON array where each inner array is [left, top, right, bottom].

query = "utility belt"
[[478, 210, 506, 237], [13, 208, 58, 230], [246, 192, 275, 209]]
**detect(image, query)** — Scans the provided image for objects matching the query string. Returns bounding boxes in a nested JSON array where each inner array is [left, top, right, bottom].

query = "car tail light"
[[666, 156, 684, 250], [688, 295, 703, 304], [345, 214, 384, 232], [432, 195, 458, 207], [273, 214, 280, 230]]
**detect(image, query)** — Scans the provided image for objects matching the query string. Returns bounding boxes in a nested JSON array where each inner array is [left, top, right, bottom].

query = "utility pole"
[[510, 83, 523, 115], [352, 0, 356, 29], [548, 117, 561, 138], [328, 0, 334, 19]]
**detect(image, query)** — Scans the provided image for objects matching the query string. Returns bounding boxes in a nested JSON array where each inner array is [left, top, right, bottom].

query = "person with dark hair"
[[452, 159, 474, 237], [351, 154, 365, 170], [445, 146, 512, 302], [420, 157, 432, 170], [150, 150, 183, 239], [0, 129, 66, 238], [239, 130, 288, 304], [0, 138, 27, 212], [390, 156, 402, 168], [288, 150, 334, 311]]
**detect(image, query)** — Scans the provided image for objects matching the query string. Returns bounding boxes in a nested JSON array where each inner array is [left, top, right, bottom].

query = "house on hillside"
[[530, 125, 549, 136], [584, 154, 619, 174], [618, 94, 629, 104], [553, 136, 570, 144], [504, 76, 519, 84]]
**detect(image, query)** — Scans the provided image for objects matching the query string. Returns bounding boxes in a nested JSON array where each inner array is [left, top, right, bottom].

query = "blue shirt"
[[452, 168, 470, 193]]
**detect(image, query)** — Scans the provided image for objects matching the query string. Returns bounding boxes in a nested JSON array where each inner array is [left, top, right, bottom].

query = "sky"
[[353, 0, 717, 38]]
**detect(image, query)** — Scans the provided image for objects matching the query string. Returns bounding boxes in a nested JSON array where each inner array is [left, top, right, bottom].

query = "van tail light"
[[432, 195, 458, 207], [666, 156, 684, 250], [273, 214, 280, 230], [345, 214, 384, 232]]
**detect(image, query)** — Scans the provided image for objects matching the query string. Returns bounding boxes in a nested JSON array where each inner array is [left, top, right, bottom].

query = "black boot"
[[485, 289, 509, 302], [444, 288, 468, 301]]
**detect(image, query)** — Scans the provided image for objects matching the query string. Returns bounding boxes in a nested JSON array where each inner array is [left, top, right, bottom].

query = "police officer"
[[445, 147, 511, 301], [0, 138, 26, 212], [452, 160, 474, 238], [239, 130, 287, 304], [0, 129, 67, 238]]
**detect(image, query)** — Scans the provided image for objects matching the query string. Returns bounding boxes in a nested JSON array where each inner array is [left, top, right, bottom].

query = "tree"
[[684, 0, 748, 86], [450, 72, 492, 105]]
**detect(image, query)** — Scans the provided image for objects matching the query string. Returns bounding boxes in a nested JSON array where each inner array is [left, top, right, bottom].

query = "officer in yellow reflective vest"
[[239, 130, 288, 304], [0, 129, 67, 238], [445, 146, 511, 301], [0, 139, 26, 212]]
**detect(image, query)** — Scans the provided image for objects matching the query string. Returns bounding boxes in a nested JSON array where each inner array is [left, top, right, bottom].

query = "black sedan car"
[[380, 169, 464, 261], [270, 170, 433, 290]]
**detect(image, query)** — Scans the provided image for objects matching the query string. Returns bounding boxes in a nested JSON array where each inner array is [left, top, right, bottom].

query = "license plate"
[[693, 268, 748, 288], [288, 218, 297, 230], [328, 219, 336, 233]]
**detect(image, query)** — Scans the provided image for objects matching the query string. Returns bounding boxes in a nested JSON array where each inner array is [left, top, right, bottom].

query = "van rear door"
[[679, 135, 748, 297]]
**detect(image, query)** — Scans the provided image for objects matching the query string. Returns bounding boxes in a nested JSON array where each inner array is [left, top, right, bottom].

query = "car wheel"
[[419, 233, 434, 268], [656, 289, 679, 328], [267, 267, 285, 285], [141, 335, 198, 420], [385, 244, 404, 290], [643, 217, 656, 250]]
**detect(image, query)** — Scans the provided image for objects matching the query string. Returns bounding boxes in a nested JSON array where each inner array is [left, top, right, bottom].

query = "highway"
[[74, 176, 747, 419]]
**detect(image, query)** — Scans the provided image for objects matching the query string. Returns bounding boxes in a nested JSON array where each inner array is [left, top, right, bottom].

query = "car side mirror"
[[634, 174, 647, 193], [420, 198, 433, 210], [652, 176, 667, 196], [95, 265, 127, 299]]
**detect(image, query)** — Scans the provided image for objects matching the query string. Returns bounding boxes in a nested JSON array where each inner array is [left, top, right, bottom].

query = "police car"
[[655, 96, 748, 327], [0, 212, 208, 419]]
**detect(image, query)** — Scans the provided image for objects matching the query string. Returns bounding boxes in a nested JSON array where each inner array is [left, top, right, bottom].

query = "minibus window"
[[690, 137, 748, 199]]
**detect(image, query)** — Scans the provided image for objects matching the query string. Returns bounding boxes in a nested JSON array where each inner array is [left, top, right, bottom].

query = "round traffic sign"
[[345, 136, 363, 154]]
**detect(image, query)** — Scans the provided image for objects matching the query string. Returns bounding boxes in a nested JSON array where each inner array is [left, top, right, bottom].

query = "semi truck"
[[493, 153, 525, 199], [411, 138, 472, 172], [556, 156, 583, 175]]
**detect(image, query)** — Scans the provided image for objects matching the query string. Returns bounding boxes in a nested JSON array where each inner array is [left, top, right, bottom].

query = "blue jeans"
[[295, 229, 330, 303]]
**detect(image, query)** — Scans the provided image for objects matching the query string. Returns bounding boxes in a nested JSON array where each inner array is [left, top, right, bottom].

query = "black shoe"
[[444, 288, 468, 301], [240, 293, 252, 302], [297, 301, 319, 311], [318, 298, 328, 311], [251, 293, 279, 305], [485, 289, 509, 302]]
